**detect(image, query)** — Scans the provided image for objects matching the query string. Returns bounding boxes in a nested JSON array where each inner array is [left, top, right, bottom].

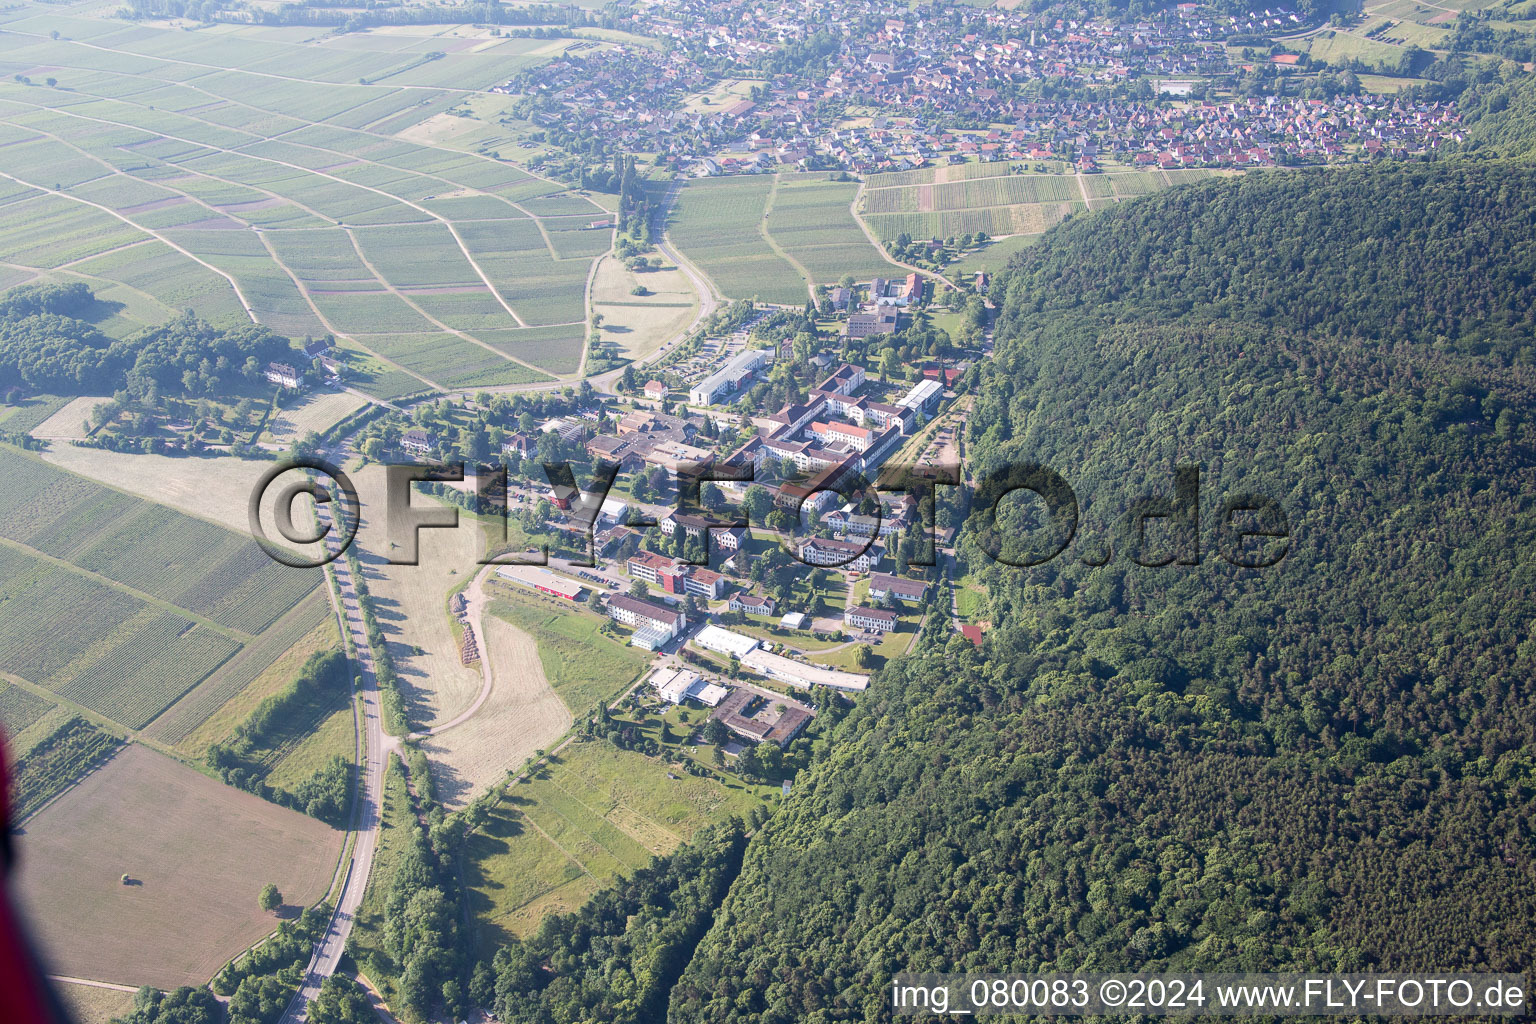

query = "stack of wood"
[[460, 623, 480, 665]]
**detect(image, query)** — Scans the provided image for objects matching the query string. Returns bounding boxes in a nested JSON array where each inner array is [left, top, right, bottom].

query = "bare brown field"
[[14, 744, 342, 989], [38, 445, 283, 539], [352, 464, 486, 730], [417, 613, 571, 809]]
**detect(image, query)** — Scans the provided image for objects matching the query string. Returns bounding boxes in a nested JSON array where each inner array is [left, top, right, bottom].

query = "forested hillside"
[[1458, 70, 1536, 161], [665, 163, 1536, 1021]]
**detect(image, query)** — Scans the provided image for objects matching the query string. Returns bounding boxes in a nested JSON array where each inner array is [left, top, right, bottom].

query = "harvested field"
[[15, 744, 342, 989], [416, 613, 571, 809]]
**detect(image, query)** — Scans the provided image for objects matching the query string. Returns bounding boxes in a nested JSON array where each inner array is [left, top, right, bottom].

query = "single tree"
[[258, 882, 282, 913]]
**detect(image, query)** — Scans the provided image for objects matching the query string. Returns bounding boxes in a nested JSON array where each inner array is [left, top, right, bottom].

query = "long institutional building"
[[689, 348, 770, 406], [693, 624, 869, 692], [715, 363, 943, 515]]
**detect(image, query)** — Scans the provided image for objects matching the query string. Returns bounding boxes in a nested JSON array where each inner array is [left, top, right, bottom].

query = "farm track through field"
[[3, 118, 356, 340], [2, 30, 486, 96], [847, 180, 949, 288], [0, 95, 603, 380], [0, 105, 531, 331], [0, 169, 259, 318], [0, 256, 179, 322], [0, 534, 251, 644], [0, 54, 605, 227], [757, 174, 816, 303], [337, 228, 546, 384]]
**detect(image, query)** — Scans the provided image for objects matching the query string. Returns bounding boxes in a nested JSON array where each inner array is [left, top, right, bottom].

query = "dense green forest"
[[489, 818, 752, 1023], [658, 160, 1536, 1020], [1458, 69, 1536, 161], [0, 282, 296, 399]]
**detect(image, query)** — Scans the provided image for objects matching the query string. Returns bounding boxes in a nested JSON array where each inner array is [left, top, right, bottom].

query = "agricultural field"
[[154, 599, 338, 751], [664, 176, 809, 305], [0, 446, 322, 730], [0, 393, 70, 435], [462, 738, 766, 951], [0, 14, 616, 386], [590, 254, 699, 362], [9, 716, 121, 821], [860, 166, 1235, 240], [15, 744, 342, 989], [0, 680, 55, 737], [766, 174, 898, 285]]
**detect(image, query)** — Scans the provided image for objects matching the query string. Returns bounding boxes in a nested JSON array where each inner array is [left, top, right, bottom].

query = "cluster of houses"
[[503, 0, 1458, 178]]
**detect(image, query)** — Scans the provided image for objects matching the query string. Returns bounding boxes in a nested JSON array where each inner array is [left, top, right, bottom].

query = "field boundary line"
[[0, 48, 601, 219], [0, 170, 258, 321], [757, 173, 816, 303], [4, 31, 481, 95], [339, 228, 553, 382], [18, 742, 128, 828], [525, 779, 649, 871], [47, 975, 138, 993], [0, 533, 252, 644], [549, 768, 685, 850], [0, 101, 531, 333], [0, 258, 180, 325], [847, 180, 948, 287]]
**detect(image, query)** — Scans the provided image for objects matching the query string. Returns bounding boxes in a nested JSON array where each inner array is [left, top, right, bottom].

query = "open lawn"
[[808, 612, 920, 672], [589, 253, 699, 362], [463, 738, 765, 951], [487, 585, 651, 717], [948, 233, 1039, 275], [15, 744, 342, 989]]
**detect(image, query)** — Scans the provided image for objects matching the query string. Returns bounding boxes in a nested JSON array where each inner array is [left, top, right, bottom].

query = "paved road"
[[266, 181, 730, 1021], [278, 446, 395, 1024]]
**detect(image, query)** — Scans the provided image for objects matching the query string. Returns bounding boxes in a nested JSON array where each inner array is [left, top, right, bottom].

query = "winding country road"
[[408, 564, 496, 740]]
